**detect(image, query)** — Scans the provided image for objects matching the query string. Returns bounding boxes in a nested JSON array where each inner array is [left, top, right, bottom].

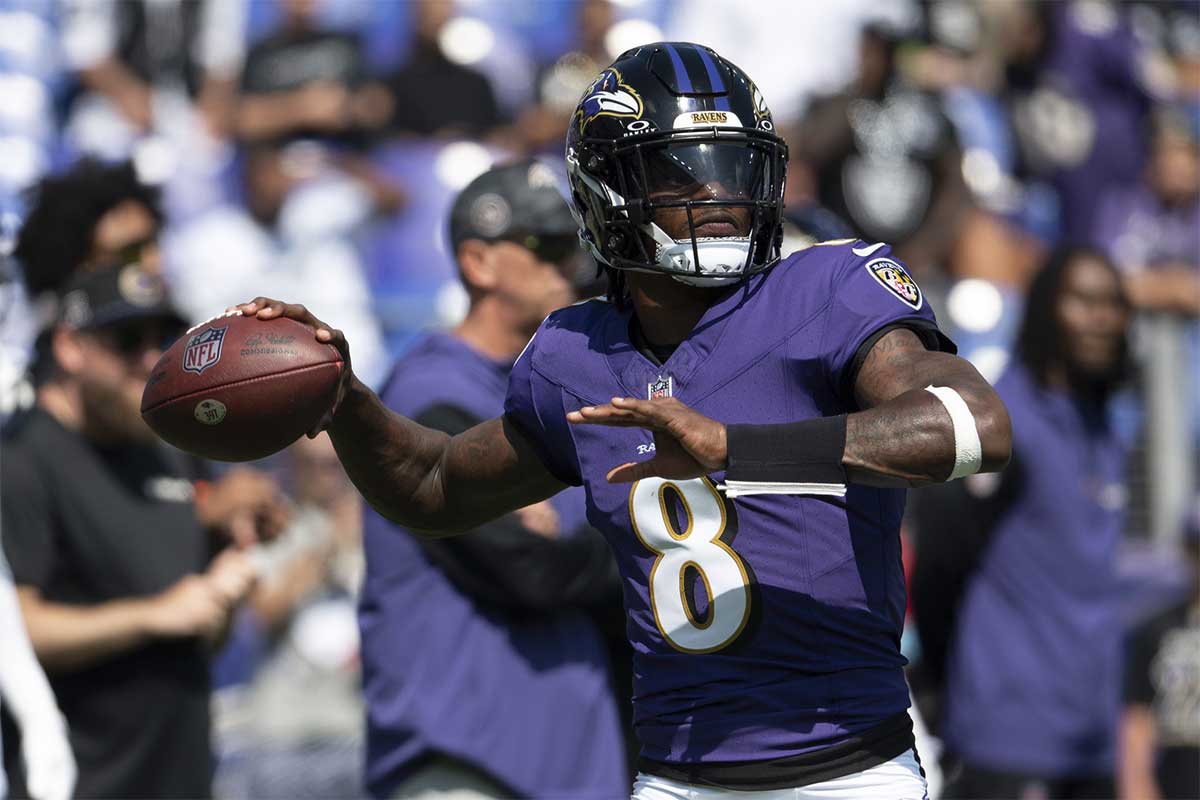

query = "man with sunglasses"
[[236, 44, 1011, 799], [359, 160, 628, 799], [2, 162, 286, 798]]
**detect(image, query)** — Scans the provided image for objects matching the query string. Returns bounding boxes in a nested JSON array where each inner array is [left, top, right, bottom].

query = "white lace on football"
[[186, 308, 243, 335]]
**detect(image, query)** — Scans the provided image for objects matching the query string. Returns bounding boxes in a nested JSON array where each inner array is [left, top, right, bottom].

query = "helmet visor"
[[624, 140, 774, 209]]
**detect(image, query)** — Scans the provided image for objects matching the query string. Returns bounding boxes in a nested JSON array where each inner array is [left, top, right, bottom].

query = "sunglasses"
[[99, 237, 158, 271], [503, 233, 581, 266], [91, 319, 182, 358]]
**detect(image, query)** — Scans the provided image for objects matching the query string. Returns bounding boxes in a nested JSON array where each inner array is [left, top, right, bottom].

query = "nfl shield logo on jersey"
[[182, 327, 226, 375], [648, 375, 673, 400]]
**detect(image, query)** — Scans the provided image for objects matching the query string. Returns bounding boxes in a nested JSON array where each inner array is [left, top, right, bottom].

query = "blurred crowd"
[[0, 0, 1196, 799]]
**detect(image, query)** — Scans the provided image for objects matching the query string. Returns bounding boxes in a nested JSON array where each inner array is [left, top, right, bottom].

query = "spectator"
[[386, 0, 501, 138], [928, 247, 1132, 799], [1094, 108, 1200, 316], [798, 22, 970, 275], [359, 160, 628, 799], [13, 160, 163, 297], [237, 0, 391, 146], [666, 0, 916, 123], [999, 1, 1158, 243], [1119, 503, 1200, 800], [0, 544, 74, 800], [213, 433, 365, 799], [514, 0, 615, 154], [164, 144, 393, 388], [61, 0, 244, 155], [0, 161, 286, 798]]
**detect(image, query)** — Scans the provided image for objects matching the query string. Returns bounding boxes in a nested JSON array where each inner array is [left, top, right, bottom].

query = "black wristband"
[[726, 415, 848, 484]]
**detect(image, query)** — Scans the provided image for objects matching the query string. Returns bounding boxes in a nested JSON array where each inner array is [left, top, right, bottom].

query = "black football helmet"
[[566, 42, 787, 287]]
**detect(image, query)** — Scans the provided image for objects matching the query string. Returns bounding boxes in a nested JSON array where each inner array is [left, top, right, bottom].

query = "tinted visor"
[[625, 141, 773, 204]]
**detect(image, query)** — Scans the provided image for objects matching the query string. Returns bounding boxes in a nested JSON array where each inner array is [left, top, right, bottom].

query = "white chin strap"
[[647, 221, 752, 287]]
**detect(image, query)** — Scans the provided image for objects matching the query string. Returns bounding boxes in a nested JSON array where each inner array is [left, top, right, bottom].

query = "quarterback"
[[235, 43, 1010, 799]]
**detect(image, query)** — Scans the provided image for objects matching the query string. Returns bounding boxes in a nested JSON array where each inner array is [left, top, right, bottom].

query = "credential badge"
[[648, 375, 673, 400], [182, 326, 227, 375], [866, 257, 923, 310]]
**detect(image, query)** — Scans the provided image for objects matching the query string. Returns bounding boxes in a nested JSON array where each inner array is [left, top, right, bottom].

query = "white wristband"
[[924, 385, 983, 480]]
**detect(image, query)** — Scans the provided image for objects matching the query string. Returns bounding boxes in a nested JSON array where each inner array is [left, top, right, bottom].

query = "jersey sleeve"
[[820, 242, 956, 404], [0, 452, 56, 589], [503, 329, 584, 487]]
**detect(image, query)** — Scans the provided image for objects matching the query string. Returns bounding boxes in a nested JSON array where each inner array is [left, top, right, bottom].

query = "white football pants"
[[632, 748, 927, 800]]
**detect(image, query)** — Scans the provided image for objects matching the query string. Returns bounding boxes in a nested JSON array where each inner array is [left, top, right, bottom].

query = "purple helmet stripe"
[[692, 46, 731, 111], [663, 44, 694, 93]]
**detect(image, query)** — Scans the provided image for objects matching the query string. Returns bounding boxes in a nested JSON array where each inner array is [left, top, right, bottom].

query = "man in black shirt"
[[2, 163, 283, 798], [386, 0, 501, 138], [237, 0, 391, 145]]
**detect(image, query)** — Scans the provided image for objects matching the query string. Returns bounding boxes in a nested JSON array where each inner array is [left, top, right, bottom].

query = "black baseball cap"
[[51, 264, 185, 332], [448, 159, 579, 249]]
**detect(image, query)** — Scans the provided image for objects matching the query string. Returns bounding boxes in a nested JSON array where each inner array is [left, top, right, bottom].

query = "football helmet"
[[566, 42, 787, 287]]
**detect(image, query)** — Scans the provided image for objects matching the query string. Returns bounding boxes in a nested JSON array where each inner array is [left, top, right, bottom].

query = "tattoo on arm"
[[844, 328, 1011, 487], [327, 378, 565, 536]]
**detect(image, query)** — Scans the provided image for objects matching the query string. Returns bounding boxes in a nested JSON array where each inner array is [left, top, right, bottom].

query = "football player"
[[234, 43, 1011, 799]]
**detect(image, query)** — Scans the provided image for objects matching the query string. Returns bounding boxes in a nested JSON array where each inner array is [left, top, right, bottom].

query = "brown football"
[[141, 312, 343, 462]]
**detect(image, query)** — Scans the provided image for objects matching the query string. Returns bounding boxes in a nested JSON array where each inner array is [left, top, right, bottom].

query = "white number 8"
[[629, 477, 751, 653]]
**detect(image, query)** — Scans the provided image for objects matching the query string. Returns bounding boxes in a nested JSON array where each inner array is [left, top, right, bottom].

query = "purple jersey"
[[505, 241, 952, 763]]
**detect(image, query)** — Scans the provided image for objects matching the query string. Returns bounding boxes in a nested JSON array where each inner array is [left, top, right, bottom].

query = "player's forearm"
[[843, 381, 1010, 487], [846, 331, 1011, 487], [327, 377, 459, 533], [16, 589, 159, 673], [327, 379, 549, 535]]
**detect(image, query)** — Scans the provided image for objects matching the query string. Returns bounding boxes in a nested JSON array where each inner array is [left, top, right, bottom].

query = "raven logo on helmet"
[[575, 68, 643, 133]]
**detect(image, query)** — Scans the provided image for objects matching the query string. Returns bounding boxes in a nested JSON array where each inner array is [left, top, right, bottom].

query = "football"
[[141, 312, 343, 462]]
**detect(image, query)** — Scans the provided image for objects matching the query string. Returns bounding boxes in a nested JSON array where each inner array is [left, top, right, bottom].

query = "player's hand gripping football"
[[568, 396, 727, 483], [229, 297, 354, 435]]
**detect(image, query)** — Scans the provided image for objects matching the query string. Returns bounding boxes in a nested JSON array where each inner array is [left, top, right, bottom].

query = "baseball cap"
[[50, 264, 184, 332], [448, 159, 579, 249]]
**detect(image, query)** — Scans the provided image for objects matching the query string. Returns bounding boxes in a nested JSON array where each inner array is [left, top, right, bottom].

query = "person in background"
[[998, 1, 1159, 245], [60, 0, 244, 154], [932, 247, 1132, 799], [513, 0, 615, 154], [798, 22, 970, 276], [386, 0, 500, 138], [359, 160, 627, 799], [213, 433, 365, 799], [1094, 108, 1200, 316], [1, 160, 285, 798], [1119, 501, 1200, 800], [13, 160, 163, 298], [237, 0, 391, 147], [0, 544, 74, 800], [164, 144, 394, 388]]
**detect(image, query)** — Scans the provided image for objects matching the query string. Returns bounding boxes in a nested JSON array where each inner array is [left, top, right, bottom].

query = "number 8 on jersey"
[[629, 477, 752, 653]]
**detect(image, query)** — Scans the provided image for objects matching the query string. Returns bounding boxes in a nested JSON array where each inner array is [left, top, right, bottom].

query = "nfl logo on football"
[[183, 327, 226, 375], [648, 375, 673, 400]]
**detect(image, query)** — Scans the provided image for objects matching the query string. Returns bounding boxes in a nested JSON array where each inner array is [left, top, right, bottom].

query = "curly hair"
[[14, 159, 162, 295]]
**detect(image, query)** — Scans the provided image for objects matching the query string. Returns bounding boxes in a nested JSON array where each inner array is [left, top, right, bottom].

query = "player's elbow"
[[973, 393, 1012, 474]]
